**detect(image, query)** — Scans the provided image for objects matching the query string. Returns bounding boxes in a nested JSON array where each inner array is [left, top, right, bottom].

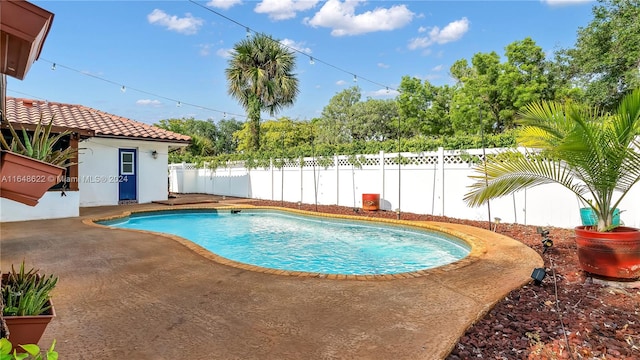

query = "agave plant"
[[0, 116, 76, 167], [2, 261, 58, 317], [464, 88, 640, 232]]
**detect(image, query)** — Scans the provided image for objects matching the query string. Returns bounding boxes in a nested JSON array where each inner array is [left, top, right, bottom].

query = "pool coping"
[[84, 204, 488, 281]]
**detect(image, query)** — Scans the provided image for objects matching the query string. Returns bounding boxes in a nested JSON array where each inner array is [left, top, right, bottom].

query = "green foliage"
[[226, 33, 299, 151], [0, 338, 57, 360], [464, 88, 640, 232], [563, 0, 640, 110], [450, 38, 562, 134], [2, 262, 57, 316], [397, 76, 450, 137], [178, 131, 517, 168], [316, 86, 361, 144], [0, 116, 75, 167]]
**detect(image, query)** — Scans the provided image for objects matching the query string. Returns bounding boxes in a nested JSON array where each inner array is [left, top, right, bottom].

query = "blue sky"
[[8, 0, 595, 125]]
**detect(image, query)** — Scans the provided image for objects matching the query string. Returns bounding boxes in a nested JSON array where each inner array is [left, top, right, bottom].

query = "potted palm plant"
[[464, 88, 640, 280], [1, 262, 57, 353], [0, 116, 76, 206]]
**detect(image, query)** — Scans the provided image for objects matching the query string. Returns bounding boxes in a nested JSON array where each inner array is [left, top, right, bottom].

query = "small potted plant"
[[464, 88, 640, 279], [1, 262, 57, 353], [0, 115, 76, 206]]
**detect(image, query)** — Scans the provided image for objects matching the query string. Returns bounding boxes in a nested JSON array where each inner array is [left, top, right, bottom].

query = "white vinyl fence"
[[169, 147, 639, 229]]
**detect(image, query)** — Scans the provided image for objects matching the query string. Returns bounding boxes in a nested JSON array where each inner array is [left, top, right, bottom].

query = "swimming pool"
[[101, 209, 471, 275]]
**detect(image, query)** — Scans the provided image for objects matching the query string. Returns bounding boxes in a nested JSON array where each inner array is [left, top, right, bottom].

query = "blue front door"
[[119, 149, 137, 201]]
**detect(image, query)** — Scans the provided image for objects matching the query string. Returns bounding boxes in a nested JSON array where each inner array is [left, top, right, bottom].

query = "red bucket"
[[362, 193, 380, 211]]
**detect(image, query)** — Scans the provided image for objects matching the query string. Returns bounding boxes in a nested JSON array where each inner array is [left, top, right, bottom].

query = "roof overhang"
[[0, 0, 54, 80]]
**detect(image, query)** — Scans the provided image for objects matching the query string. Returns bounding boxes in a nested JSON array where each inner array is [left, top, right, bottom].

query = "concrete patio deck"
[[0, 196, 542, 359]]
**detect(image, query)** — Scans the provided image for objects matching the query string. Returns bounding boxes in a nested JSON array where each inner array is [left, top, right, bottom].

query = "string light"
[[37, 58, 247, 120], [32, 0, 403, 124], [187, 0, 397, 94]]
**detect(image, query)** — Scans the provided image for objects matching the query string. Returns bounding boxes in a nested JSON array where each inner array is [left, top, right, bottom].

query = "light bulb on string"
[[353, 74, 357, 83], [246, 27, 251, 38], [309, 57, 315, 65], [51, 63, 56, 71], [121, 85, 126, 93], [177, 101, 182, 108]]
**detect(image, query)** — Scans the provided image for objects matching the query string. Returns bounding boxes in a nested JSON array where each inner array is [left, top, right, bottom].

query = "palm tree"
[[225, 33, 299, 151], [464, 88, 640, 232]]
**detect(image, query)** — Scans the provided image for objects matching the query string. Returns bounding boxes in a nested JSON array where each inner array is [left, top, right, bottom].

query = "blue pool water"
[[102, 210, 470, 275]]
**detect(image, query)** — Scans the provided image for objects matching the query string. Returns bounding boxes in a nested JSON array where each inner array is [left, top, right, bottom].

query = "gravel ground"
[[249, 200, 640, 360]]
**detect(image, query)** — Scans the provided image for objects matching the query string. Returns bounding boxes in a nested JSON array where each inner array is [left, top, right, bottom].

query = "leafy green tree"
[[316, 86, 361, 144], [426, 85, 455, 136], [396, 76, 435, 137], [226, 33, 299, 151], [156, 117, 218, 156], [260, 117, 314, 153], [500, 38, 549, 112], [351, 98, 398, 141], [450, 52, 503, 135], [451, 38, 560, 134], [563, 0, 640, 110], [214, 118, 243, 154]]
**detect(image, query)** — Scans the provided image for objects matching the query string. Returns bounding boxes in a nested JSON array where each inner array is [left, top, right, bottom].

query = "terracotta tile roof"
[[4, 97, 191, 144]]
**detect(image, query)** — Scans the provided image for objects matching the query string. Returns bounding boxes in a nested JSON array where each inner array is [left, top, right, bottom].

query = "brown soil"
[[249, 200, 640, 360]]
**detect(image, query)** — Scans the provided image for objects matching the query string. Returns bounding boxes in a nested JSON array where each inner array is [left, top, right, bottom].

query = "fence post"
[[335, 155, 340, 205], [270, 158, 274, 201], [300, 156, 304, 204], [435, 147, 445, 216], [379, 151, 385, 205]]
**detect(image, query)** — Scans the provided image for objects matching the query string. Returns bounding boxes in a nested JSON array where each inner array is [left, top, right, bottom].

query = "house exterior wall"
[[79, 137, 170, 206], [0, 191, 79, 222]]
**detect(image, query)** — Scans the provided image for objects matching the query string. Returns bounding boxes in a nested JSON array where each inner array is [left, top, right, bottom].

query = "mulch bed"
[[249, 200, 640, 360]]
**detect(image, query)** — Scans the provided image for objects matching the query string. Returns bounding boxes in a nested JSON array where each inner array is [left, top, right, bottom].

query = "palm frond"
[[466, 88, 640, 231]]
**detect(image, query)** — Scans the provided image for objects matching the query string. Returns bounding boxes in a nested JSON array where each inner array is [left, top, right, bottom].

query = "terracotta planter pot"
[[0, 150, 64, 206], [362, 193, 380, 211], [4, 301, 55, 353], [574, 226, 640, 279]]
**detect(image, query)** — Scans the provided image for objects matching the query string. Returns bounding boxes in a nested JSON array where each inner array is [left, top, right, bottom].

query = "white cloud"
[[147, 9, 204, 35], [279, 38, 312, 54], [417, 26, 427, 33], [377, 62, 390, 69], [408, 17, 469, 50], [216, 48, 233, 59], [206, 0, 242, 9], [304, 0, 414, 36], [255, 0, 321, 20], [542, 0, 592, 6], [432, 64, 443, 72], [136, 99, 163, 107], [336, 80, 347, 86]]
